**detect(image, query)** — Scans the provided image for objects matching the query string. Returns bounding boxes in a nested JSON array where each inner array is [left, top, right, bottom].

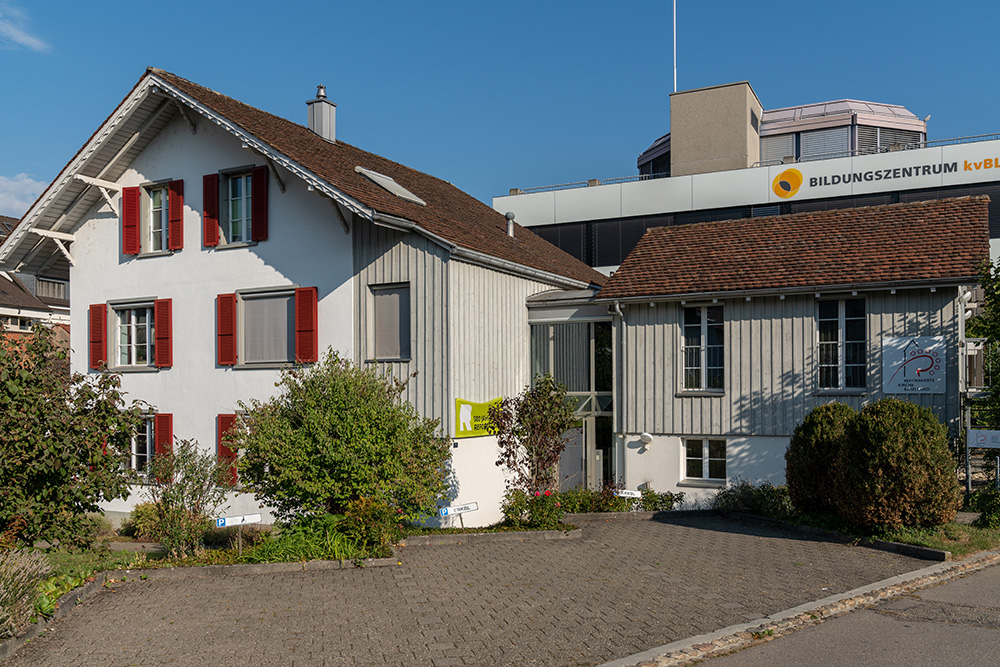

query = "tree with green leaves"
[[232, 351, 451, 524], [0, 328, 145, 548], [488, 374, 576, 494]]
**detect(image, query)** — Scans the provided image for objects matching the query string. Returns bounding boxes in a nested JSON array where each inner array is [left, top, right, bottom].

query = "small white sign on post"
[[439, 502, 478, 517], [968, 430, 1000, 450], [216, 513, 263, 528], [615, 489, 642, 499]]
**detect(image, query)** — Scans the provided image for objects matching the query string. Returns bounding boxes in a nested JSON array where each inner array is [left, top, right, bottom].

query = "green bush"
[[240, 513, 361, 563], [835, 397, 961, 530], [142, 439, 233, 557], [785, 401, 854, 514], [0, 549, 51, 640], [339, 498, 405, 558], [0, 329, 145, 549], [972, 491, 1000, 529], [712, 479, 794, 520], [234, 351, 451, 524], [513, 485, 684, 518], [500, 488, 532, 527], [640, 488, 685, 512], [120, 502, 160, 541]]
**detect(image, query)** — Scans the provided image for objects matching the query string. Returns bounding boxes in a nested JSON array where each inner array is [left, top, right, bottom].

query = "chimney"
[[306, 84, 336, 143], [505, 211, 515, 238]]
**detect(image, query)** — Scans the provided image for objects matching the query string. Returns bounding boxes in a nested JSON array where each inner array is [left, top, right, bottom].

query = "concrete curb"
[[597, 547, 1000, 667], [399, 528, 581, 547], [0, 572, 109, 663], [565, 510, 717, 523]]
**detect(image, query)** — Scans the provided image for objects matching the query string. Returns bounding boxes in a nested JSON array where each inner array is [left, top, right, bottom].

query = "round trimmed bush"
[[785, 401, 855, 514], [834, 397, 960, 530]]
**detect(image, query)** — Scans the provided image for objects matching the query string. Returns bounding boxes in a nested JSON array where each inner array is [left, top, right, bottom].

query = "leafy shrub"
[[202, 524, 271, 550], [835, 397, 961, 530], [235, 351, 451, 524], [240, 513, 361, 563], [0, 329, 145, 549], [972, 491, 1000, 529], [640, 488, 685, 512], [712, 479, 794, 520], [339, 498, 405, 557], [500, 489, 532, 527], [785, 401, 854, 514], [120, 502, 161, 541], [0, 549, 50, 640], [526, 490, 563, 529], [142, 439, 233, 557], [550, 485, 684, 514], [556, 487, 597, 514], [34, 569, 93, 621], [488, 374, 576, 494]]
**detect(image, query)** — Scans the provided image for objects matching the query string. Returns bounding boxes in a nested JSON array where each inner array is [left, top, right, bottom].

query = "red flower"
[[544, 490, 551, 496], [534, 491, 541, 497]]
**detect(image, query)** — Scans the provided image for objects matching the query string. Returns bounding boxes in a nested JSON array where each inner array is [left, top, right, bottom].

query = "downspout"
[[611, 300, 625, 484]]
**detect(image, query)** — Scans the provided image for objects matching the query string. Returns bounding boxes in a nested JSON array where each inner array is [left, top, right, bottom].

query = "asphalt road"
[[702, 559, 1000, 667]]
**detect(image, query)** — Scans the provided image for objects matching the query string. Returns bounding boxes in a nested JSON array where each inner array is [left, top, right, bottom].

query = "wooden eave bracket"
[[264, 156, 286, 193], [332, 201, 350, 234], [174, 101, 198, 133], [73, 174, 120, 217], [52, 239, 74, 266], [27, 228, 75, 266]]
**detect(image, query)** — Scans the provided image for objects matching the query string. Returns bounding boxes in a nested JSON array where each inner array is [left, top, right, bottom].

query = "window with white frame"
[[116, 304, 155, 367], [147, 184, 169, 252], [818, 298, 866, 389], [685, 438, 727, 481], [130, 417, 154, 473], [371, 284, 410, 360], [682, 305, 724, 390], [225, 172, 253, 244], [242, 291, 295, 364], [0, 315, 34, 332]]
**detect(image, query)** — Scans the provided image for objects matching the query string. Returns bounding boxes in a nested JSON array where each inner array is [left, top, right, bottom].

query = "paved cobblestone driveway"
[[3, 515, 926, 667]]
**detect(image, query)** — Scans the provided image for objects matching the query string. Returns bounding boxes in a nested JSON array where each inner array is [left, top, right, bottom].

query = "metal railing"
[[503, 131, 1000, 197]]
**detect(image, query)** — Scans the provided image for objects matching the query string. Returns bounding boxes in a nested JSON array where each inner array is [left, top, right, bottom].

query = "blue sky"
[[1, 0, 997, 217]]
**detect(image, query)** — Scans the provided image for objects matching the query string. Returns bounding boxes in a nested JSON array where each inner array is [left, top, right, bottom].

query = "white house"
[[0, 68, 604, 526]]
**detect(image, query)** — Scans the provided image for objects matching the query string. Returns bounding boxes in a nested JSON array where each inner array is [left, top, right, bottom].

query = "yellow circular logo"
[[772, 168, 803, 199]]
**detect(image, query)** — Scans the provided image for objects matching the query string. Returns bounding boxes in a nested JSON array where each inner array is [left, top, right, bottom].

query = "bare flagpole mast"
[[673, 0, 677, 92]]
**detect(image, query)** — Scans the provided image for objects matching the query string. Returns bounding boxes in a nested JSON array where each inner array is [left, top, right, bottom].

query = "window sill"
[[812, 389, 868, 397], [215, 241, 258, 250], [678, 479, 727, 489], [234, 362, 293, 370], [135, 250, 174, 259], [675, 390, 725, 398], [366, 357, 412, 364], [114, 366, 160, 373]]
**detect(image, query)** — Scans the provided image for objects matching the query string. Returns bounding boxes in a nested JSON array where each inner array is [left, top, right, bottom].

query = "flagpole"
[[673, 0, 677, 93]]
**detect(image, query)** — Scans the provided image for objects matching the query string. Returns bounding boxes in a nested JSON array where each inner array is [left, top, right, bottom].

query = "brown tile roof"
[[598, 196, 989, 300], [0, 215, 17, 243], [0, 273, 49, 312], [152, 69, 604, 288]]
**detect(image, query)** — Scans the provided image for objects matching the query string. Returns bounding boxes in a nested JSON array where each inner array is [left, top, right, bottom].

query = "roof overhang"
[[596, 278, 976, 305], [0, 70, 377, 274]]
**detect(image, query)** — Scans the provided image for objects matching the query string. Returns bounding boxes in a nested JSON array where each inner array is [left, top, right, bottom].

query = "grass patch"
[[872, 523, 1000, 559], [44, 548, 162, 577]]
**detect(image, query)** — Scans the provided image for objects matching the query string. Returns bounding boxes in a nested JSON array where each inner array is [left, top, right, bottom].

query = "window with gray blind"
[[799, 127, 851, 161], [243, 293, 295, 363], [760, 134, 795, 164], [373, 285, 410, 360]]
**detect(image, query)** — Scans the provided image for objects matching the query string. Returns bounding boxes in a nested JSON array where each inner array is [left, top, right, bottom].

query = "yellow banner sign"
[[454, 398, 501, 438]]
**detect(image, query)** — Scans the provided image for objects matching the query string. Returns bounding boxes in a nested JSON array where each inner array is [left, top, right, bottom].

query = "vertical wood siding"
[[620, 289, 961, 437], [354, 220, 450, 428], [448, 261, 551, 436]]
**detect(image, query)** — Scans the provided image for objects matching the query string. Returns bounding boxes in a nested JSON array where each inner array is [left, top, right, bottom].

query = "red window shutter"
[[88, 304, 107, 370], [122, 186, 141, 254], [217, 293, 238, 366], [295, 287, 318, 363], [154, 413, 173, 457], [168, 180, 184, 251], [154, 298, 173, 368], [251, 165, 268, 242], [217, 414, 238, 486], [203, 173, 220, 247]]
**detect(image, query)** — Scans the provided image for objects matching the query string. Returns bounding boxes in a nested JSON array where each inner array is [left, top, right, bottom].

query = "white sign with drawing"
[[968, 430, 1000, 450], [882, 337, 946, 394], [216, 514, 262, 528], [615, 489, 642, 499]]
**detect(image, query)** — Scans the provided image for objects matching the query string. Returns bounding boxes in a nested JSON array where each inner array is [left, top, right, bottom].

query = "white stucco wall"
[[70, 116, 355, 518], [440, 434, 515, 528], [621, 434, 790, 506]]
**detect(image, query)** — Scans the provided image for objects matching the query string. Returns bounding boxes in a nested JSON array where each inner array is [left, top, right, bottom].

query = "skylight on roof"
[[355, 166, 426, 206]]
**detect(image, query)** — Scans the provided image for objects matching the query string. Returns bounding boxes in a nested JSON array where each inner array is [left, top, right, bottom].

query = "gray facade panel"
[[620, 289, 962, 438]]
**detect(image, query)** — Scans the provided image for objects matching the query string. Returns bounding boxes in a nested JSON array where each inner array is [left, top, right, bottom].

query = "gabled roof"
[[598, 196, 989, 301], [0, 69, 603, 289], [0, 215, 16, 243], [0, 272, 49, 313]]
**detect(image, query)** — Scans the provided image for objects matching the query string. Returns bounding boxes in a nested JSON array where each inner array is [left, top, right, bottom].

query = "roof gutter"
[[595, 278, 977, 304], [372, 212, 457, 253]]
